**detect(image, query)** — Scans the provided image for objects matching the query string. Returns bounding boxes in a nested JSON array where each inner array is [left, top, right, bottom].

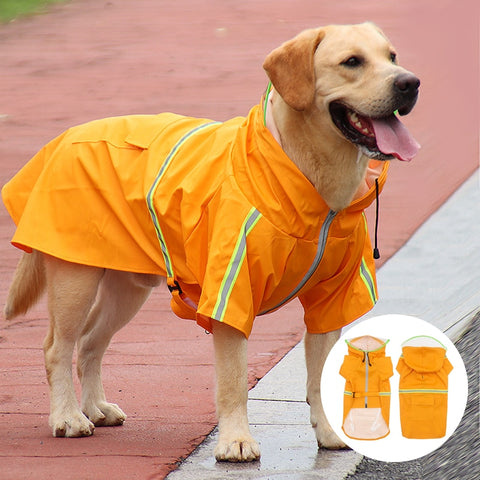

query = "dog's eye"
[[390, 52, 397, 63], [342, 56, 363, 68]]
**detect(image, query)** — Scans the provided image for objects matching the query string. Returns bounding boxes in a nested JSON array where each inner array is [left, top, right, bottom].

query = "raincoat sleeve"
[[194, 191, 264, 338], [443, 358, 454, 376], [339, 355, 355, 379]]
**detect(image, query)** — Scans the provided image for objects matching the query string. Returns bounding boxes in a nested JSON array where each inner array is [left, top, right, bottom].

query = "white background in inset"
[[321, 314, 469, 462]]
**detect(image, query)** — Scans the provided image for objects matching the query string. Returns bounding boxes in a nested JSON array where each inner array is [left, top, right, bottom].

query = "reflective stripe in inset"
[[399, 389, 449, 394], [344, 391, 391, 397]]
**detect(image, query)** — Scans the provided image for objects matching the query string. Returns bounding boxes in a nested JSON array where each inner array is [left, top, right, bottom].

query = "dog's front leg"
[[305, 329, 347, 449], [212, 321, 260, 462]]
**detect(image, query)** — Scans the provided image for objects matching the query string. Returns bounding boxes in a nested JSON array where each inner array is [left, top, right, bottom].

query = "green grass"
[[0, 0, 67, 23]]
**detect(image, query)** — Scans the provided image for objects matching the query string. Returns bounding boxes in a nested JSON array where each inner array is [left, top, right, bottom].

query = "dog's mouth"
[[329, 102, 420, 162]]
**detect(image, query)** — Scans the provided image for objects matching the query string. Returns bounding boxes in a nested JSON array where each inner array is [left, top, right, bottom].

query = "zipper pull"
[[364, 352, 369, 408]]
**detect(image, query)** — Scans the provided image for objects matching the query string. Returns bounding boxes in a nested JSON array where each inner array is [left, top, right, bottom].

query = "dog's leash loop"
[[167, 279, 183, 295]]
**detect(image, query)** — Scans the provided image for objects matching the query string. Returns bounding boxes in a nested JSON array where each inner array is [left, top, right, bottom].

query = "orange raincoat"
[[396, 336, 453, 439], [2, 96, 387, 338], [340, 336, 393, 440]]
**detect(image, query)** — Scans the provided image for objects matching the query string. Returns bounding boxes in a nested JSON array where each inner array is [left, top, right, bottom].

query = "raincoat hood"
[[401, 336, 449, 373], [402, 346, 447, 373]]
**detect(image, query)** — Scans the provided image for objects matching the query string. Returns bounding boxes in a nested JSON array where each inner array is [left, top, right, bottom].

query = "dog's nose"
[[394, 73, 420, 115], [394, 73, 420, 97]]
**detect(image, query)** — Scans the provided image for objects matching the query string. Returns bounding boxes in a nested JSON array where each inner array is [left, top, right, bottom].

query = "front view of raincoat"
[[340, 336, 393, 440]]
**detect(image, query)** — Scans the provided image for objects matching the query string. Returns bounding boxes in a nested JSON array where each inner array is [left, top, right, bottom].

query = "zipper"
[[259, 209, 337, 315], [364, 352, 369, 408]]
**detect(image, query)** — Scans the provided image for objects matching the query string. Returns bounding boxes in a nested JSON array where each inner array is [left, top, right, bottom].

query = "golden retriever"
[[3, 23, 419, 462]]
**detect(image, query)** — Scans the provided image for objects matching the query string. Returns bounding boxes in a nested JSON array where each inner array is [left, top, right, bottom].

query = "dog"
[[2, 22, 419, 462]]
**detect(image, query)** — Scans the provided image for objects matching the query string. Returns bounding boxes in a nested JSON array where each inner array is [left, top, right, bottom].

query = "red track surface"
[[0, 1, 477, 478]]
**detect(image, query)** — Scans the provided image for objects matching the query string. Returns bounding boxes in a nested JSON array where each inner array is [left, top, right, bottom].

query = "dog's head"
[[263, 23, 420, 162]]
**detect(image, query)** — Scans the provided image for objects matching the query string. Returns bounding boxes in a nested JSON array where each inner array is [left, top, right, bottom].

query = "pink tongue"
[[371, 115, 420, 162]]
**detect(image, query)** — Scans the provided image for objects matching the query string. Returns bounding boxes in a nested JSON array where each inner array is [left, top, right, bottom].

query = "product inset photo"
[[340, 336, 393, 440], [321, 314, 468, 463]]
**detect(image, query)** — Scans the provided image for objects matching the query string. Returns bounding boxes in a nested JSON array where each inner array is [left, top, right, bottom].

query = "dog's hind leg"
[[77, 271, 160, 427], [43, 255, 104, 437], [305, 329, 347, 449]]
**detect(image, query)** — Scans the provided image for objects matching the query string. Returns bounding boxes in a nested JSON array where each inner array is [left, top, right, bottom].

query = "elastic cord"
[[373, 178, 380, 259]]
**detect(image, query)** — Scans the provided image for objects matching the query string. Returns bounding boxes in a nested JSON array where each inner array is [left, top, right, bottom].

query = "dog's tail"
[[4, 250, 46, 320]]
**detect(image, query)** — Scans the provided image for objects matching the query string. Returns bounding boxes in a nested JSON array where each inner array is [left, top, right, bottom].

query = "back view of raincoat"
[[396, 336, 453, 439], [340, 336, 393, 440]]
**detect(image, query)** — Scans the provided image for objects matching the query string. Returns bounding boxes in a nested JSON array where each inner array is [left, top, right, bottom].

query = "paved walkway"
[[0, 1, 478, 479]]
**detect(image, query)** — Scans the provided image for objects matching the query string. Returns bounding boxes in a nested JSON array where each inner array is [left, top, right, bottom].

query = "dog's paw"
[[315, 426, 348, 450], [50, 411, 95, 438], [214, 435, 261, 462], [83, 401, 126, 427]]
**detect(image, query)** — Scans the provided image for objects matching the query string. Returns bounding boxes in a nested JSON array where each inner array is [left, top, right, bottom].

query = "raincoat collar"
[[231, 95, 388, 240], [346, 335, 389, 360]]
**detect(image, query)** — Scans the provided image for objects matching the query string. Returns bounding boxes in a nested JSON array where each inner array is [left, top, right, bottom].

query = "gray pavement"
[[166, 170, 479, 480]]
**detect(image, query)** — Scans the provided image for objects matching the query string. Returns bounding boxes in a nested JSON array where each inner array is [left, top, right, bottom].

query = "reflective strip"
[[263, 82, 273, 126], [360, 257, 377, 305], [360, 213, 378, 305], [400, 335, 447, 350], [212, 207, 262, 322], [399, 389, 448, 394], [344, 391, 391, 397], [146, 121, 220, 278], [259, 210, 337, 315]]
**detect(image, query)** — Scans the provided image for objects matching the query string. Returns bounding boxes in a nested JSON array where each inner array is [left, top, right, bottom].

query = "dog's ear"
[[263, 28, 325, 111]]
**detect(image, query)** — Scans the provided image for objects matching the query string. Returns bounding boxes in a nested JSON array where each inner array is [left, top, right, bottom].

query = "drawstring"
[[361, 352, 372, 366], [373, 178, 380, 259], [266, 82, 382, 260]]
